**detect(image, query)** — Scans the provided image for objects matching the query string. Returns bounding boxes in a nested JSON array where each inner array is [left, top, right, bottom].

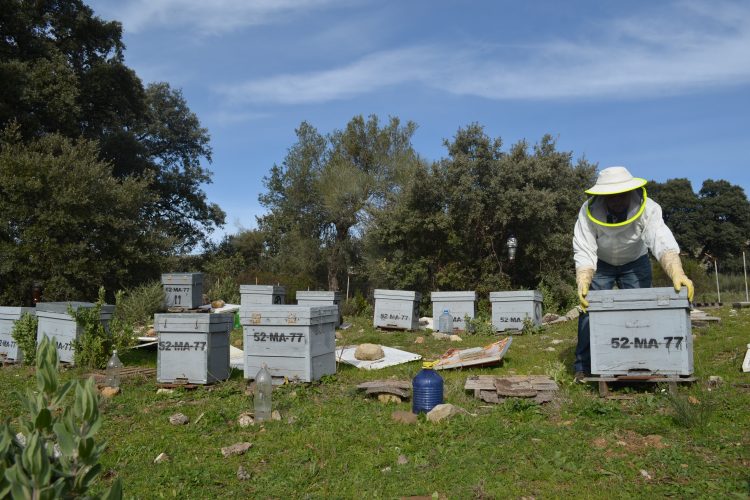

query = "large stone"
[[449, 335, 463, 342], [565, 307, 580, 320], [426, 404, 464, 423], [354, 343, 385, 361]]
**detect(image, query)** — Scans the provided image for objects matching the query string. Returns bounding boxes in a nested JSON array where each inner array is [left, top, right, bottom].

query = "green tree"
[[258, 115, 419, 290], [647, 178, 703, 257], [0, 0, 224, 251], [697, 179, 750, 266], [365, 124, 595, 310], [0, 126, 166, 303]]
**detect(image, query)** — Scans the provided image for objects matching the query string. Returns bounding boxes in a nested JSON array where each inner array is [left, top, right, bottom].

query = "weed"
[[664, 388, 714, 429], [10, 312, 38, 365], [467, 310, 495, 336], [544, 360, 568, 385], [521, 316, 543, 335]]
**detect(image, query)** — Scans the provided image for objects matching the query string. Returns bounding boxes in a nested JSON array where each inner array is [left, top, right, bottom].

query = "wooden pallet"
[[582, 374, 696, 397], [465, 375, 559, 404], [87, 366, 156, 385]]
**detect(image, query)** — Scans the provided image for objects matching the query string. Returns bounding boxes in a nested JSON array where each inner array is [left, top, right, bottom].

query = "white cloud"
[[216, 1, 750, 103], [98, 0, 348, 34], [204, 110, 270, 127]]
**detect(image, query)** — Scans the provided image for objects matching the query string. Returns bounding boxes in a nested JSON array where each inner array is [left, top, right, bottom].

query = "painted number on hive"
[[380, 313, 408, 321], [499, 317, 522, 323], [253, 332, 304, 343], [610, 337, 684, 349], [0, 339, 17, 348], [56, 341, 73, 351], [159, 341, 206, 351]]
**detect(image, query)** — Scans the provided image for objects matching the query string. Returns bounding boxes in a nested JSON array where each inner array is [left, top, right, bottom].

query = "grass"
[[1, 307, 749, 498]]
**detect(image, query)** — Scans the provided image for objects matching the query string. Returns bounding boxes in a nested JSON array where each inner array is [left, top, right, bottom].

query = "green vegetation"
[[1, 308, 747, 498], [10, 312, 38, 366], [70, 288, 135, 369], [0, 336, 121, 499]]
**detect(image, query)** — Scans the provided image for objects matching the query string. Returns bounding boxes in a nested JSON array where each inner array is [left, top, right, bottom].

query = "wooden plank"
[[365, 386, 410, 398], [356, 380, 411, 390]]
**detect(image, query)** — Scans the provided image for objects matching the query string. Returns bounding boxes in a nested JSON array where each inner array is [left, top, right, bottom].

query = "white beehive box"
[[490, 290, 543, 332], [296, 291, 344, 327], [240, 305, 337, 382], [373, 289, 421, 330], [0, 307, 35, 362], [240, 285, 286, 308], [36, 302, 115, 364], [588, 287, 692, 376], [162, 273, 204, 309], [431, 291, 476, 332], [155, 313, 233, 384]]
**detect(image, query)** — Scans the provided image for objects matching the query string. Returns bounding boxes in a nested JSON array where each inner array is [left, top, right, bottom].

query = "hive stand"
[[583, 375, 696, 397]]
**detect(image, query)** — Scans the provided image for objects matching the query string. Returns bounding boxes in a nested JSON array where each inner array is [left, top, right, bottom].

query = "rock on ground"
[[354, 343, 385, 360], [237, 413, 254, 427], [221, 442, 253, 458], [169, 413, 189, 425], [391, 411, 418, 424], [237, 466, 251, 481], [426, 404, 465, 423], [154, 452, 170, 464], [100, 387, 121, 398]]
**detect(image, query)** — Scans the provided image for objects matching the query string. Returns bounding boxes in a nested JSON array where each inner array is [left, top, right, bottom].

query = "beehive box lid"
[[35, 302, 115, 317], [161, 272, 203, 285], [0, 306, 36, 320], [296, 291, 343, 301], [373, 289, 422, 301], [588, 287, 688, 311], [154, 313, 234, 332], [431, 291, 477, 301], [489, 290, 542, 302], [239, 305, 338, 325], [240, 285, 286, 295]]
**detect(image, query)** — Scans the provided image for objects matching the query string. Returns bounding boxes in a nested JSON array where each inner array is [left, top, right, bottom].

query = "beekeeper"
[[573, 166, 694, 380]]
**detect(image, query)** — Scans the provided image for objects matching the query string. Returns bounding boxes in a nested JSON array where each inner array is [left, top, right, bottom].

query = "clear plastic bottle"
[[105, 350, 123, 388], [438, 309, 453, 333], [254, 364, 272, 423]]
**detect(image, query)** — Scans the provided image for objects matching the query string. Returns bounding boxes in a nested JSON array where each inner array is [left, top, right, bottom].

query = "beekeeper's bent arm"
[[640, 201, 680, 262], [573, 204, 598, 271]]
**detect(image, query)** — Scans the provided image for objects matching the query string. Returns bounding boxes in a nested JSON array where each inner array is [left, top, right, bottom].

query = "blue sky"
[[88, 0, 750, 240]]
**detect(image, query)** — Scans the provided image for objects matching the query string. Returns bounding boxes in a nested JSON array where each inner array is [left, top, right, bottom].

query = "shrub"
[[467, 309, 495, 336], [71, 287, 134, 369], [113, 281, 165, 327], [340, 290, 372, 318], [0, 336, 122, 499], [10, 312, 38, 366]]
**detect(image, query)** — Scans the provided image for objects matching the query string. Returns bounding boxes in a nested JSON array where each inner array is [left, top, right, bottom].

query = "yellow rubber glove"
[[576, 267, 594, 313], [659, 251, 695, 301]]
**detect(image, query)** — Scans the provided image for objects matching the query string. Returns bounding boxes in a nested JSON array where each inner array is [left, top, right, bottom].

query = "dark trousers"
[[574, 254, 652, 373]]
